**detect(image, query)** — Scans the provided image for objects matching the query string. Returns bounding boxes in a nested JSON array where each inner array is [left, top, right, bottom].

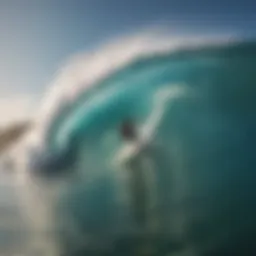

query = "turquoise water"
[[29, 41, 256, 255]]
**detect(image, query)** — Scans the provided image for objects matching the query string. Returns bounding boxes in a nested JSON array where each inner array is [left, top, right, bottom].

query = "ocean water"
[[0, 172, 29, 254], [3, 38, 256, 255]]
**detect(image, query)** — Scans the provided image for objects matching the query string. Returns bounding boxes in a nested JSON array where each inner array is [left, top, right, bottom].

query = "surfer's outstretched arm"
[[141, 86, 186, 143]]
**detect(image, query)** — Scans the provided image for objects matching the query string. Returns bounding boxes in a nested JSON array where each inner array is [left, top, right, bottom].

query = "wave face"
[[27, 38, 256, 255]]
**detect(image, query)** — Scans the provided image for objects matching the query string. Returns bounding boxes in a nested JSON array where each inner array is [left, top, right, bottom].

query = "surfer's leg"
[[126, 153, 159, 233], [128, 162, 148, 229]]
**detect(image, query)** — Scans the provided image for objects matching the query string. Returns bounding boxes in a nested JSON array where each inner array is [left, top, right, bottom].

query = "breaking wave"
[[12, 32, 256, 255]]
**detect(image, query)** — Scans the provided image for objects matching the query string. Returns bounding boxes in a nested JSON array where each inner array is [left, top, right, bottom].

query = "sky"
[[0, 0, 255, 125]]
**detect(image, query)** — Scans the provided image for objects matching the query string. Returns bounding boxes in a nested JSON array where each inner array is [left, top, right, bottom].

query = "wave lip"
[[37, 32, 234, 143]]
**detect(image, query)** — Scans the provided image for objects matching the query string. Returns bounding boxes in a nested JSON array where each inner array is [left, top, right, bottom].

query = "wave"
[[13, 32, 256, 255], [36, 37, 254, 154], [36, 34, 232, 133], [30, 34, 235, 146]]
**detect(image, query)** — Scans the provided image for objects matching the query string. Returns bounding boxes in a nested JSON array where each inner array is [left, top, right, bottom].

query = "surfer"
[[117, 120, 155, 232], [116, 87, 185, 234]]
